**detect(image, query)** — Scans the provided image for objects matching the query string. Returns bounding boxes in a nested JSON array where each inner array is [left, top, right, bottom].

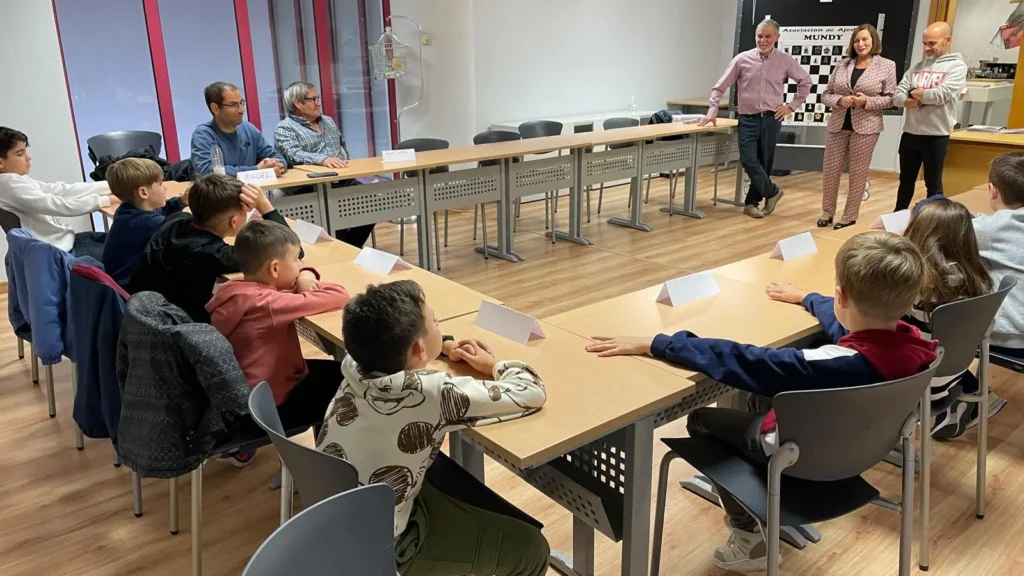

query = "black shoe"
[[833, 221, 857, 230], [817, 217, 833, 228]]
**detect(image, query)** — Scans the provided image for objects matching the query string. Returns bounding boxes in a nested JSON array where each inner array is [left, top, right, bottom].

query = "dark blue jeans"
[[738, 114, 782, 207], [71, 231, 107, 261]]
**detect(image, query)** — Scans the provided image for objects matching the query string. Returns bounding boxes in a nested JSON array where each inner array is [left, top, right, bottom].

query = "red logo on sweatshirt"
[[913, 70, 947, 89]]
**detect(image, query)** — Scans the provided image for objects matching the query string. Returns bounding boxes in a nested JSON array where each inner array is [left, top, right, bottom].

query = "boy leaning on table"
[[315, 280, 551, 576], [587, 231, 939, 573]]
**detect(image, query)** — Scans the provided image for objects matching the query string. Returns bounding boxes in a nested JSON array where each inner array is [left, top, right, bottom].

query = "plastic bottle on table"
[[211, 145, 226, 175]]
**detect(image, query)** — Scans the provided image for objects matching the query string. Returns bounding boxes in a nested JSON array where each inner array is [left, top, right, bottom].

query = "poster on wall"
[[779, 25, 858, 125]]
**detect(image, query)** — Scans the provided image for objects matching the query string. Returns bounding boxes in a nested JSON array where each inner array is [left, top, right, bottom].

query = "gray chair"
[[86, 130, 162, 167], [518, 121, 563, 241], [651, 352, 944, 576], [596, 117, 642, 216], [248, 382, 360, 519], [396, 138, 450, 268], [915, 276, 1016, 570], [242, 484, 397, 576], [472, 130, 522, 242]]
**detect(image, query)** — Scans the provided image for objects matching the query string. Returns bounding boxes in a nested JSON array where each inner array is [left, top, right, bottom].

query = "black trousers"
[[277, 359, 343, 436], [895, 133, 950, 212], [331, 179, 376, 248], [686, 405, 769, 533], [738, 114, 783, 207]]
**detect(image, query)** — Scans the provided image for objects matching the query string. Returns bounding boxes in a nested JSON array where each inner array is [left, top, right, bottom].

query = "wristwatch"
[[440, 335, 455, 358]]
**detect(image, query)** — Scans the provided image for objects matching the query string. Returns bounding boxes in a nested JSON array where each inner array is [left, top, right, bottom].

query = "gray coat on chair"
[[116, 291, 250, 478]]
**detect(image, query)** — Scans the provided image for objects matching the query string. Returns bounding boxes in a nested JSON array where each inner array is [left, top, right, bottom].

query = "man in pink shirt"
[[696, 19, 811, 219]]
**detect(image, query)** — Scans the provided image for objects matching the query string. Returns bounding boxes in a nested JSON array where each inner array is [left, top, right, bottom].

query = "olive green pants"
[[396, 483, 550, 576]]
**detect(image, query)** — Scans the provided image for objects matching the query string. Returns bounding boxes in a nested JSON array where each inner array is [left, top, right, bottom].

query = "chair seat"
[[663, 436, 880, 527]]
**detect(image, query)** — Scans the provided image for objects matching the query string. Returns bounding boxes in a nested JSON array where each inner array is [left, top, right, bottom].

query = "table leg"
[[660, 137, 705, 219], [550, 516, 596, 576], [608, 142, 653, 232], [449, 431, 485, 482], [714, 154, 746, 207], [621, 417, 654, 576], [476, 158, 523, 262], [415, 170, 434, 272], [552, 148, 593, 244]]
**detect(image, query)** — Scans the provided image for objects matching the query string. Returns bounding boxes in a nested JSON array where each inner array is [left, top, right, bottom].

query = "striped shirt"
[[273, 113, 345, 166], [709, 47, 811, 117]]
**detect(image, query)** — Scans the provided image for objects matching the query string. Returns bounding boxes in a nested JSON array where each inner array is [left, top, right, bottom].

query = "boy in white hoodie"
[[892, 22, 968, 211], [0, 127, 114, 259], [316, 280, 550, 576]]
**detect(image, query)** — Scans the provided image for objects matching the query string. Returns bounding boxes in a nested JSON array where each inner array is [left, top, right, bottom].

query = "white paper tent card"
[[474, 301, 545, 345], [770, 232, 818, 261], [656, 271, 721, 307], [354, 247, 411, 275], [871, 210, 911, 235], [236, 168, 278, 185], [382, 149, 416, 163], [291, 218, 333, 244]]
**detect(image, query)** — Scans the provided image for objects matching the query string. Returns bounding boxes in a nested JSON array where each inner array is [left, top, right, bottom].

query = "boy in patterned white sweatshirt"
[[316, 280, 550, 576]]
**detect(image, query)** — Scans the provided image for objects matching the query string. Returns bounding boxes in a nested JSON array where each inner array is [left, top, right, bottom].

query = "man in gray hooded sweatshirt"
[[893, 21, 967, 211]]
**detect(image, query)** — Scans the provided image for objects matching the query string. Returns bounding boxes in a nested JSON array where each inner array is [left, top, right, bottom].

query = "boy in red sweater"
[[207, 219, 350, 440]]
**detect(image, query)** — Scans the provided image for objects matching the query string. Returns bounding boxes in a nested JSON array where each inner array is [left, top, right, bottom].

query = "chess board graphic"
[[779, 26, 858, 126]]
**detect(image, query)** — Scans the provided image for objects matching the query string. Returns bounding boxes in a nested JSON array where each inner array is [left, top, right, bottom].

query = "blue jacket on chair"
[[70, 261, 129, 441], [5, 229, 78, 365]]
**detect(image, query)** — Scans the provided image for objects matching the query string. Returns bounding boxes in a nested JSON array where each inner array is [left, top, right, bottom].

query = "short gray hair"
[[756, 19, 780, 34], [283, 81, 317, 115]]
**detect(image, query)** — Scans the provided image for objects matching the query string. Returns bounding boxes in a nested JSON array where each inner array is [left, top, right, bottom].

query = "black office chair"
[[248, 382, 360, 514], [0, 209, 21, 234], [396, 138, 450, 268], [596, 117, 642, 215], [651, 353, 943, 576], [471, 130, 522, 245], [242, 485, 397, 576], [86, 130, 163, 167], [518, 121, 564, 240]]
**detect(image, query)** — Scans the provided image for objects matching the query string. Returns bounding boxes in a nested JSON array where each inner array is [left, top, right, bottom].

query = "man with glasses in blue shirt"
[[191, 81, 286, 177], [274, 81, 374, 247]]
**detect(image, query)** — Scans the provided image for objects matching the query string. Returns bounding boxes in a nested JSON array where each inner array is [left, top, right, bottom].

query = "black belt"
[[740, 111, 776, 118]]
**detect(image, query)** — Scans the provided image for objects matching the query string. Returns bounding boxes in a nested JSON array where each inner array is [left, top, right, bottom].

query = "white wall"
[[391, 0, 735, 147], [0, 1, 86, 281]]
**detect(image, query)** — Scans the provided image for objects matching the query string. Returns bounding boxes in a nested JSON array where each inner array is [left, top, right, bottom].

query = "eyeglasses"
[[222, 100, 246, 109], [302, 96, 322, 104]]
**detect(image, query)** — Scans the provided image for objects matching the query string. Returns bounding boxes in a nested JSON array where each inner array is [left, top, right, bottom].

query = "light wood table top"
[[713, 237, 844, 296], [589, 119, 738, 147], [544, 273, 824, 380], [949, 130, 1024, 147], [300, 262, 501, 350], [298, 240, 362, 268], [433, 313, 698, 469], [489, 110, 658, 131]]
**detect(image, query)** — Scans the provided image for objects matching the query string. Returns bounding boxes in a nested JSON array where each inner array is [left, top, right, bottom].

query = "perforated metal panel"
[[580, 148, 640, 187], [325, 178, 420, 232], [697, 133, 740, 167], [642, 139, 695, 175], [295, 321, 329, 354], [508, 156, 575, 200], [272, 193, 325, 227], [424, 166, 502, 212], [651, 380, 734, 427]]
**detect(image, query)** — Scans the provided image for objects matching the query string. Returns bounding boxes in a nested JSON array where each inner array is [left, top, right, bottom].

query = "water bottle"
[[211, 144, 226, 175], [629, 96, 637, 112]]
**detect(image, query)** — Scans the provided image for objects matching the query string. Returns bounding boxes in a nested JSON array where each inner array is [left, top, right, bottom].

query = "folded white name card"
[[656, 271, 721, 307], [291, 218, 333, 244], [236, 168, 278, 185], [770, 232, 818, 261], [871, 210, 911, 235], [354, 247, 411, 275], [474, 301, 545, 345], [382, 149, 416, 163]]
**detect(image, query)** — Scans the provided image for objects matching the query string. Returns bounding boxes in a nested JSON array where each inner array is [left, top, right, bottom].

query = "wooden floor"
[[3, 168, 1023, 575]]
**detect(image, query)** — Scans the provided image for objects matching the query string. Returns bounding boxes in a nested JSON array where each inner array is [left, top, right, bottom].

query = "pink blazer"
[[823, 56, 897, 134]]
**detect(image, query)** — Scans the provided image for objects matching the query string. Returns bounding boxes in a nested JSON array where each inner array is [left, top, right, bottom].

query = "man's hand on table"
[[690, 114, 717, 127], [323, 157, 349, 169], [586, 336, 654, 357]]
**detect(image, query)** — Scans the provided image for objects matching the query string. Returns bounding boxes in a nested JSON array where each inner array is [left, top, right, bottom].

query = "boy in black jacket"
[[128, 174, 297, 323]]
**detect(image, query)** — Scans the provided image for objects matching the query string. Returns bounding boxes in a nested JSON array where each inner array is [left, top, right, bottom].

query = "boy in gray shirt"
[[893, 22, 967, 211], [974, 152, 1024, 357]]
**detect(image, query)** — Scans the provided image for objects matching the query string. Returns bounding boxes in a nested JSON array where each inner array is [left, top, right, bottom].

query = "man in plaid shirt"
[[275, 81, 374, 247]]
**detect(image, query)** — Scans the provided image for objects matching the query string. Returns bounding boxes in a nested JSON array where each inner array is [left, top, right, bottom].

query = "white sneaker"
[[714, 527, 777, 572]]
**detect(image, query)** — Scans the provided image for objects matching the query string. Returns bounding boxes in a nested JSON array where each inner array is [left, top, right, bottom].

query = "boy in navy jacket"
[[587, 231, 938, 572], [102, 158, 186, 286]]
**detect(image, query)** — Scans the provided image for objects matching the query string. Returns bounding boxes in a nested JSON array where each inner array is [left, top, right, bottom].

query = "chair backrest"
[[242, 484, 397, 576], [519, 120, 563, 139], [248, 382, 360, 507], [0, 209, 21, 234], [930, 276, 1017, 377], [397, 138, 449, 176], [473, 130, 522, 146], [86, 130, 163, 166], [773, 350, 944, 481], [603, 117, 641, 150]]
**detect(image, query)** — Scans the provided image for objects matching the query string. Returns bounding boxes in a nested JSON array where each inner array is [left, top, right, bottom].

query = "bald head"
[[922, 21, 952, 59]]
